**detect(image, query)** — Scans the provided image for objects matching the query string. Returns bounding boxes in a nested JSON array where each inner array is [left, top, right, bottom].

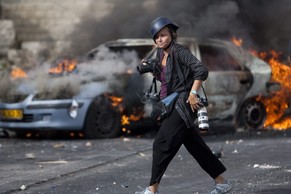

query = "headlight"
[[68, 99, 79, 118]]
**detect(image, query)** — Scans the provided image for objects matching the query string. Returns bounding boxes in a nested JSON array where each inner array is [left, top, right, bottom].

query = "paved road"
[[0, 130, 291, 194]]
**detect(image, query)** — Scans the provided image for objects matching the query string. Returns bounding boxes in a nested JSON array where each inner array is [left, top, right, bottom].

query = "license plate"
[[0, 109, 23, 120]]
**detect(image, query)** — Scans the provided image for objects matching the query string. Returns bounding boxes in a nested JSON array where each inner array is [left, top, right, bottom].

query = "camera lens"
[[197, 106, 209, 131]]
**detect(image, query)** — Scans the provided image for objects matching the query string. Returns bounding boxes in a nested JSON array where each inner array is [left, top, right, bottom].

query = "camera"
[[137, 59, 161, 75], [197, 97, 209, 131]]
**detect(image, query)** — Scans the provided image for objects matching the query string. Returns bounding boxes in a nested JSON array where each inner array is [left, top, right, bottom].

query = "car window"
[[86, 45, 154, 61], [199, 45, 242, 71], [108, 46, 154, 59]]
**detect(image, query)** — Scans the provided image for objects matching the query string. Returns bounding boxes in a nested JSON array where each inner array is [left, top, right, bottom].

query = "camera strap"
[[149, 77, 158, 94], [199, 84, 208, 101]]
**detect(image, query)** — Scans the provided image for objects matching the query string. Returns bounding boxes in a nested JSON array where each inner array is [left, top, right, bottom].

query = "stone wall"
[[0, 0, 115, 65], [0, 20, 15, 67], [0, 20, 15, 47], [1, 0, 112, 43]]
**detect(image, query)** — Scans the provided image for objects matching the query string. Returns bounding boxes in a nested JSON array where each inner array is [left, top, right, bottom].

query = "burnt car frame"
[[0, 38, 278, 138]]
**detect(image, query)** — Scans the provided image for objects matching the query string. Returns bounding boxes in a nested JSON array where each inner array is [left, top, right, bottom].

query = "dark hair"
[[168, 25, 178, 41]]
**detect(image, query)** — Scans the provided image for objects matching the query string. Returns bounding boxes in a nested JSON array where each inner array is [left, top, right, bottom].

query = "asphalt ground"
[[0, 129, 291, 194]]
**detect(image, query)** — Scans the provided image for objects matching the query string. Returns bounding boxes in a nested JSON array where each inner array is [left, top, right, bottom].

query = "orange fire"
[[231, 36, 243, 47], [253, 50, 291, 130], [231, 37, 291, 130], [10, 67, 27, 79], [49, 59, 77, 75], [105, 94, 144, 132], [106, 95, 123, 108], [121, 115, 130, 125], [121, 110, 144, 134], [121, 111, 144, 125]]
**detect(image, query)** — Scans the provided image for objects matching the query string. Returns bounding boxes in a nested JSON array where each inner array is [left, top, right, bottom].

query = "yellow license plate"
[[0, 109, 23, 120]]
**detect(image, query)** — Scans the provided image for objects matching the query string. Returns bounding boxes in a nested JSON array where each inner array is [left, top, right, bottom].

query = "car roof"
[[103, 37, 240, 53], [104, 38, 155, 47], [85, 37, 245, 62], [89, 37, 239, 51]]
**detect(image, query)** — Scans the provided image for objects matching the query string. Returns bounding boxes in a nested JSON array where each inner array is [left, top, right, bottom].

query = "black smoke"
[[67, 0, 291, 56]]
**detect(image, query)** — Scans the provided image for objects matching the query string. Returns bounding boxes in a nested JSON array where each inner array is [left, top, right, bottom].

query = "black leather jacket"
[[156, 42, 208, 128]]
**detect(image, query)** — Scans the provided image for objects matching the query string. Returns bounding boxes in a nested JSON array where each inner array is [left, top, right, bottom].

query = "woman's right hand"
[[186, 93, 203, 112]]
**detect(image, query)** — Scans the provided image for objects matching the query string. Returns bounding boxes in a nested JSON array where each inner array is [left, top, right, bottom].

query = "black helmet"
[[149, 16, 179, 39]]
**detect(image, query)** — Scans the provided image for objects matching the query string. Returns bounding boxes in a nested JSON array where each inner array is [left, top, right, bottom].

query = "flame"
[[231, 36, 243, 47], [253, 51, 291, 130], [105, 94, 123, 107], [121, 112, 144, 134], [121, 115, 130, 125], [231, 38, 291, 130], [104, 93, 145, 133], [49, 59, 77, 75], [128, 113, 143, 121], [10, 67, 27, 79], [121, 113, 143, 125]]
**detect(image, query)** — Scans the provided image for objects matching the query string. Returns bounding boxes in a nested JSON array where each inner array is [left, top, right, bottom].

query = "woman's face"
[[154, 27, 172, 49]]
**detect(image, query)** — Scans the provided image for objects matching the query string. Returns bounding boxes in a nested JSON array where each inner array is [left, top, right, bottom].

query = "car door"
[[197, 43, 253, 120]]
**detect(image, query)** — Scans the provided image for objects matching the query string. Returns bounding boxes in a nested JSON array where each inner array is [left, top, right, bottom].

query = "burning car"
[[0, 39, 155, 138], [0, 38, 286, 138]]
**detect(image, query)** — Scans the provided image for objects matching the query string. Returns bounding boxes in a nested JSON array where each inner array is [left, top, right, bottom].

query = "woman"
[[135, 17, 232, 194]]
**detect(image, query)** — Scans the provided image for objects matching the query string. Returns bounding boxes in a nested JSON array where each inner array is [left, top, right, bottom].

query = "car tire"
[[238, 99, 266, 130], [83, 95, 121, 139]]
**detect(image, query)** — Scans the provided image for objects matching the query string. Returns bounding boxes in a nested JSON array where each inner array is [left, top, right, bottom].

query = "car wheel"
[[238, 99, 266, 130], [84, 95, 121, 139]]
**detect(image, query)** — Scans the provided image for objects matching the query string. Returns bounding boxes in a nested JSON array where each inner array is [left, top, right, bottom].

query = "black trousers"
[[149, 108, 226, 185]]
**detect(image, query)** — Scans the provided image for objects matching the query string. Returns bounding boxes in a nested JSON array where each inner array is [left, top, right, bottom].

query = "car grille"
[[23, 114, 33, 122]]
